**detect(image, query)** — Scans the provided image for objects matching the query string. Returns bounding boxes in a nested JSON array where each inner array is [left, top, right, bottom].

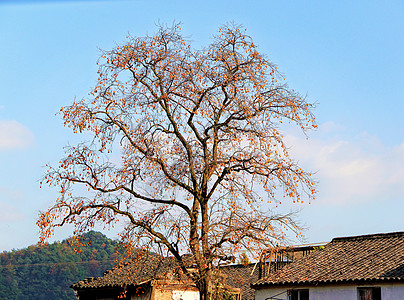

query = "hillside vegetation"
[[0, 231, 119, 299]]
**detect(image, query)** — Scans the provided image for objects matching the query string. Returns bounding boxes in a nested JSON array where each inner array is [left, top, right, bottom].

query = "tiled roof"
[[72, 254, 258, 299], [71, 252, 180, 289], [253, 231, 404, 288], [221, 264, 260, 300]]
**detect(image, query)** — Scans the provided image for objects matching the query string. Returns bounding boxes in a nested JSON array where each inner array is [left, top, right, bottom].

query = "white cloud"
[[284, 123, 404, 205], [0, 120, 35, 151]]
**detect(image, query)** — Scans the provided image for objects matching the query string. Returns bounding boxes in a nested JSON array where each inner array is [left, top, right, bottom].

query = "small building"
[[252, 231, 404, 300], [71, 251, 260, 300], [71, 252, 201, 300]]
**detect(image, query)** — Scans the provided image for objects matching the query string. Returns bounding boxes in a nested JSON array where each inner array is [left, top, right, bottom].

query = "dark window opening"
[[288, 289, 309, 300], [357, 287, 381, 300]]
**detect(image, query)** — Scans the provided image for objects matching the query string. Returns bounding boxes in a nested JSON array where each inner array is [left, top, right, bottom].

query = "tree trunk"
[[199, 201, 213, 299], [198, 274, 213, 300]]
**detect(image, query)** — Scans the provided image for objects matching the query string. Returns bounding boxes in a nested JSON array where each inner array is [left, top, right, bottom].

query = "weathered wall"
[[151, 288, 199, 300], [152, 287, 172, 300]]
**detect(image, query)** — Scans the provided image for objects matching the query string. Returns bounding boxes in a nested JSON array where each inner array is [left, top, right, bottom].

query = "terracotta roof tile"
[[253, 231, 404, 287], [221, 264, 259, 300], [72, 255, 258, 300], [71, 252, 179, 289]]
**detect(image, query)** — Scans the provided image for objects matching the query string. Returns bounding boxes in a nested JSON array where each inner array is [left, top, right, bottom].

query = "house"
[[71, 251, 260, 300], [71, 252, 200, 300], [252, 231, 404, 300]]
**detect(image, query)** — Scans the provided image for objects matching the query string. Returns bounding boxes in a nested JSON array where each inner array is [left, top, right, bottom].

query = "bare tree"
[[38, 23, 317, 299]]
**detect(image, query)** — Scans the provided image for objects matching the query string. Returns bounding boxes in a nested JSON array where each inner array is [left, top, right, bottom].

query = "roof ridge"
[[331, 231, 404, 243]]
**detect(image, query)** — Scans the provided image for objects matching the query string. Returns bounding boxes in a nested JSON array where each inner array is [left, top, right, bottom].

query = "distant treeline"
[[0, 231, 120, 300]]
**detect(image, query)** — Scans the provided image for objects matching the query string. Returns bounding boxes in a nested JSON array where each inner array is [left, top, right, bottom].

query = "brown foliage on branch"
[[38, 23, 316, 299]]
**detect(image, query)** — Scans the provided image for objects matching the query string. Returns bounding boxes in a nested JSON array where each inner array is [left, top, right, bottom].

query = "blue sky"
[[0, 0, 403, 251]]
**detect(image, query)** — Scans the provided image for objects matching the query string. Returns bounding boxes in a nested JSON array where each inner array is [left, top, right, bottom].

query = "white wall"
[[310, 285, 356, 300], [255, 283, 404, 300], [172, 290, 199, 300], [380, 283, 404, 300], [255, 287, 289, 300]]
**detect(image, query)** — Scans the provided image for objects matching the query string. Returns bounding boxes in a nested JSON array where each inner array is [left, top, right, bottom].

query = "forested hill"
[[0, 231, 119, 300]]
